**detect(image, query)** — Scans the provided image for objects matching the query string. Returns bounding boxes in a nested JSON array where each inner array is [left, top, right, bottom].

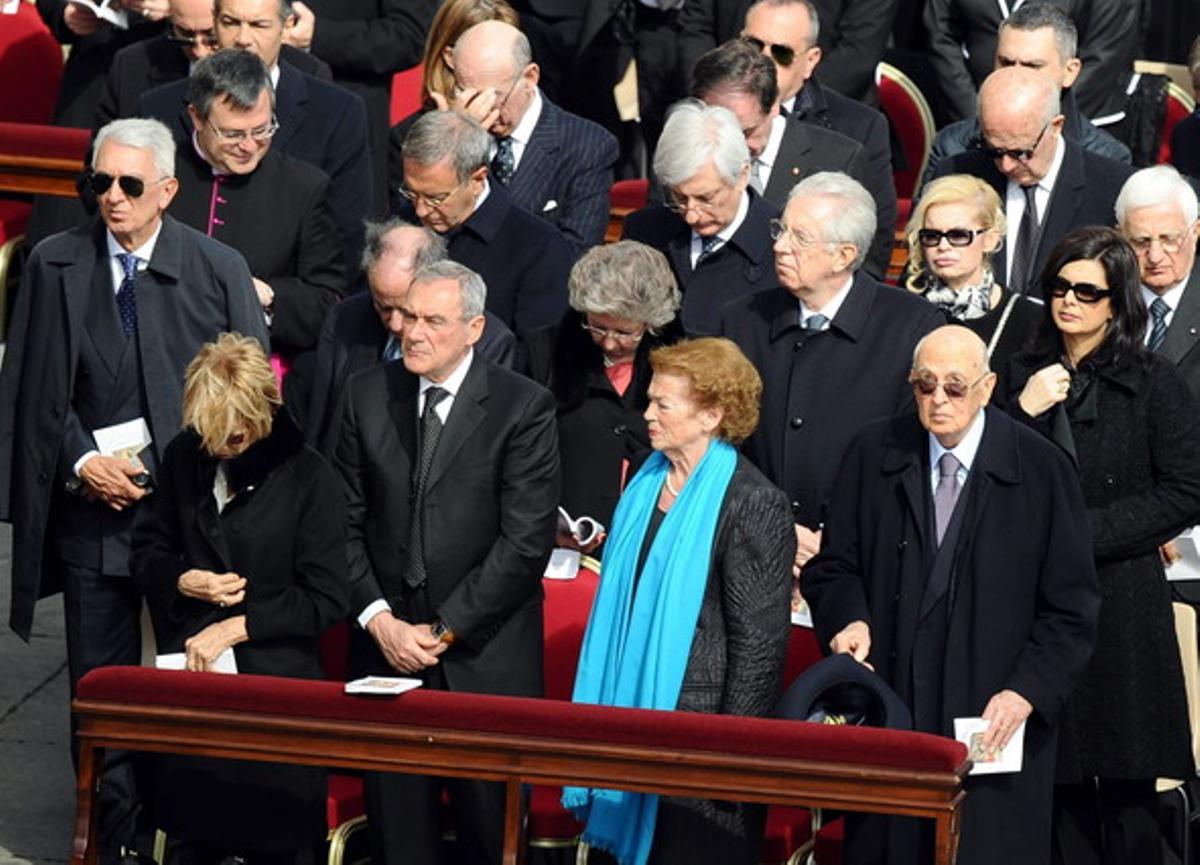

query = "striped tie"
[[1148, 297, 1170, 352]]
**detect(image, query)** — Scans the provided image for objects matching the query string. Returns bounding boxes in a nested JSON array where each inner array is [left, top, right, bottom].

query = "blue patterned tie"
[[491, 137, 515, 185], [115, 252, 139, 338], [1148, 297, 1170, 352], [804, 313, 829, 331], [696, 234, 722, 268]]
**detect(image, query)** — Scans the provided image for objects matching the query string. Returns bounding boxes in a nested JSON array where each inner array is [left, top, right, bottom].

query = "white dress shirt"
[[928, 409, 987, 496], [1004, 135, 1065, 286], [798, 272, 854, 330], [491, 88, 543, 173], [690, 190, 750, 268], [1141, 278, 1189, 345]]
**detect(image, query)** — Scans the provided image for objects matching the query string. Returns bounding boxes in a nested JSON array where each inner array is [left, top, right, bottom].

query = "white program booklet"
[[156, 648, 238, 674], [2, 1, 21, 14], [1166, 529, 1200, 582], [344, 676, 423, 696], [66, 0, 128, 28], [93, 417, 152, 463], [954, 717, 1025, 775], [545, 548, 581, 580]]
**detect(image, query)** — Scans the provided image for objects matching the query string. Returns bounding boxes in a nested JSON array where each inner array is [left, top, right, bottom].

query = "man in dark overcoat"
[[802, 325, 1100, 865], [0, 117, 268, 862], [334, 260, 560, 865]]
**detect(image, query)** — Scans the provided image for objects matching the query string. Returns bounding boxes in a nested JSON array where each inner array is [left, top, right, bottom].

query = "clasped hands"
[[78, 455, 148, 511], [366, 611, 448, 674], [178, 568, 246, 608]]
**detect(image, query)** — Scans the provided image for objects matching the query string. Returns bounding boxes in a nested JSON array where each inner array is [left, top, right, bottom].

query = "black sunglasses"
[[1047, 275, 1111, 304], [742, 35, 796, 67], [917, 228, 984, 248], [909, 372, 989, 400], [973, 123, 1049, 162], [89, 172, 149, 198]]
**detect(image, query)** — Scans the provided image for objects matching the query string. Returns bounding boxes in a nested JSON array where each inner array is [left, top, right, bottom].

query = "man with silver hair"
[[334, 258, 560, 865], [721, 171, 940, 587], [0, 116, 266, 864], [623, 99, 779, 335], [306, 219, 517, 455], [396, 109, 573, 337], [928, 65, 1131, 294]]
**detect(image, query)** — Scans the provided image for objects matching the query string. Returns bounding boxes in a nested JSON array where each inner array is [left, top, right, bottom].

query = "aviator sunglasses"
[[742, 35, 796, 67], [89, 172, 156, 198], [909, 372, 989, 400], [1047, 276, 1111, 304]]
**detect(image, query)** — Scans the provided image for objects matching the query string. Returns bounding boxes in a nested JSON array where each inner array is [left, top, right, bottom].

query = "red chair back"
[[389, 65, 424, 125], [542, 565, 600, 701], [782, 624, 823, 690], [610, 179, 649, 212], [875, 62, 935, 200], [1160, 81, 1196, 165], [0, 5, 63, 124]]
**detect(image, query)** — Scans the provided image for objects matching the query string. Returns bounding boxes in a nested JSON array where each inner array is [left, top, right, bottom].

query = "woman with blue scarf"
[[564, 338, 795, 865]]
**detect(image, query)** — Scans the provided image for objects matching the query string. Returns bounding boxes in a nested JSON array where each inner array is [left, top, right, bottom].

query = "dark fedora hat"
[[776, 654, 913, 730]]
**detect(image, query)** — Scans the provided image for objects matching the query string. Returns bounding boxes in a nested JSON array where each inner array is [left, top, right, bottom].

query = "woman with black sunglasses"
[[906, 174, 1041, 403], [1008, 226, 1200, 865]]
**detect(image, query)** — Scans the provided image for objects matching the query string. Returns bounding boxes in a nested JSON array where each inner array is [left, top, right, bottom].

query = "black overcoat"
[[130, 411, 348, 851], [802, 408, 1100, 865], [0, 216, 268, 640], [1008, 351, 1200, 781]]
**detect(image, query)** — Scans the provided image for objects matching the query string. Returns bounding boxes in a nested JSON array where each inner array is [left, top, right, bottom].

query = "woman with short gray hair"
[[525, 241, 683, 553]]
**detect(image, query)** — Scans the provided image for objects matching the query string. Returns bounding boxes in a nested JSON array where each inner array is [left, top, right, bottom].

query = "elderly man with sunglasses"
[[0, 116, 267, 865], [165, 49, 345, 401], [927, 65, 1131, 295], [803, 324, 1098, 865]]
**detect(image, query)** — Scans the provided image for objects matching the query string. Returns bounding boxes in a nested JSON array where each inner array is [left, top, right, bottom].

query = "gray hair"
[[749, 0, 820, 48], [186, 50, 273, 117], [787, 171, 876, 270], [361, 219, 447, 273], [1001, 3, 1078, 61], [568, 241, 681, 329], [402, 111, 491, 183], [1115, 165, 1200, 225], [410, 259, 487, 319], [93, 118, 177, 178], [654, 99, 750, 187]]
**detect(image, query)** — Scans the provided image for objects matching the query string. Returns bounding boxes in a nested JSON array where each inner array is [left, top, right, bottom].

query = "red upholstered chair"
[[1159, 82, 1196, 165], [0, 4, 63, 125], [389, 64, 424, 125], [607, 179, 649, 242], [319, 621, 367, 865], [875, 62, 935, 201]]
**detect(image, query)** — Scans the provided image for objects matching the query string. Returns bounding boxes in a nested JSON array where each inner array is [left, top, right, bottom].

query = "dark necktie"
[[696, 234, 722, 268], [491, 137, 515, 185], [804, 313, 829, 331], [405, 386, 449, 587], [1009, 184, 1040, 294], [1148, 297, 1171, 352], [934, 452, 962, 545], [115, 252, 139, 338]]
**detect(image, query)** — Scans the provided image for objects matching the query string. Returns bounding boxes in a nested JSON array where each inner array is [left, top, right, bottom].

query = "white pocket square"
[[542, 200, 558, 212]]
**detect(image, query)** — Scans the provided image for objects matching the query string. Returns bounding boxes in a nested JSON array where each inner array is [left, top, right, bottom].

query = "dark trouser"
[[63, 566, 148, 864], [1053, 778, 1162, 865], [168, 840, 317, 865]]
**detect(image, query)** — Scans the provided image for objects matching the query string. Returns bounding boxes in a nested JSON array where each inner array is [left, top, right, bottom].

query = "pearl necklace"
[[664, 474, 681, 497]]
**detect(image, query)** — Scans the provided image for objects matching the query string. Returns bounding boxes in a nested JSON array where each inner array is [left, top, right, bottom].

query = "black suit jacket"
[[139, 60, 372, 279], [306, 292, 518, 455], [395, 183, 574, 337], [303, 0, 436, 212], [96, 36, 330, 130], [334, 354, 560, 696], [719, 272, 943, 528], [933, 138, 1133, 293], [0, 216, 268, 639], [924, 0, 1139, 122], [622, 192, 779, 336], [167, 146, 346, 353]]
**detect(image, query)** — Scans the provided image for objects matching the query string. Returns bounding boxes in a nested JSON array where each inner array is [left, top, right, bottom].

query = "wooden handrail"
[[72, 669, 967, 865]]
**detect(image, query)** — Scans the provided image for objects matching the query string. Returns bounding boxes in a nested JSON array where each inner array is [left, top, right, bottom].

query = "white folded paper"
[[66, 0, 128, 28], [1165, 529, 1200, 581], [344, 676, 423, 696], [156, 648, 238, 674], [954, 716, 1025, 774], [545, 547, 581, 580], [93, 417, 152, 462]]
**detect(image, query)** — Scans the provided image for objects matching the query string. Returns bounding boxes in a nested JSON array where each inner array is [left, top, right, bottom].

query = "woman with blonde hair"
[[907, 174, 1041, 392], [132, 333, 347, 865]]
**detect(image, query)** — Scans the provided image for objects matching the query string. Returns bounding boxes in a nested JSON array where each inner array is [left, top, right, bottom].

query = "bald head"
[[451, 21, 538, 137], [169, 0, 218, 61], [911, 325, 996, 447], [980, 66, 1060, 127], [977, 66, 1064, 185], [913, 325, 989, 376], [363, 222, 447, 339]]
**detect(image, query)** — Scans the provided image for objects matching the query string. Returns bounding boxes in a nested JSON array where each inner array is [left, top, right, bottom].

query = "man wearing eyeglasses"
[[0, 116, 267, 865], [720, 171, 941, 587], [623, 99, 778, 336], [395, 110, 573, 338], [164, 50, 345, 404], [139, 0, 371, 279], [929, 66, 1131, 294], [803, 324, 1098, 865]]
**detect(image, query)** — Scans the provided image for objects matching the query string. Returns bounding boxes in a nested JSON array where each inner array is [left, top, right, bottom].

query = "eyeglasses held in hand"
[[917, 228, 984, 248], [741, 35, 796, 67], [1047, 276, 1111, 304], [909, 372, 990, 400], [973, 123, 1048, 162], [89, 172, 160, 198]]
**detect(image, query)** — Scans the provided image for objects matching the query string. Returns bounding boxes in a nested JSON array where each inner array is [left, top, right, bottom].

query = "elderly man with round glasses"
[[622, 99, 779, 336], [721, 171, 941, 593]]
